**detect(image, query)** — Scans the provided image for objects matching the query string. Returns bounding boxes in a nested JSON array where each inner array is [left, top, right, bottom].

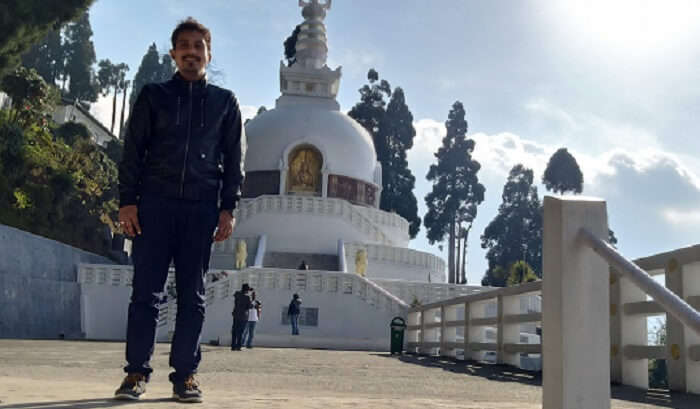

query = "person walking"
[[232, 284, 253, 351], [114, 17, 245, 403], [242, 292, 261, 348], [287, 293, 302, 335]]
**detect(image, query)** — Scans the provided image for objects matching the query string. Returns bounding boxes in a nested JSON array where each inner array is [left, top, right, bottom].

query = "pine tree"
[[21, 29, 66, 85], [481, 165, 542, 286], [63, 12, 98, 104], [284, 25, 302, 67], [542, 147, 584, 194], [0, 0, 93, 78], [129, 44, 172, 112], [424, 101, 485, 283], [349, 70, 421, 238], [97, 59, 128, 134]]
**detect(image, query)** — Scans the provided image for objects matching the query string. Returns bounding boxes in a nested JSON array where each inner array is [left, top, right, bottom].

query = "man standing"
[[231, 283, 253, 351], [114, 17, 245, 403]]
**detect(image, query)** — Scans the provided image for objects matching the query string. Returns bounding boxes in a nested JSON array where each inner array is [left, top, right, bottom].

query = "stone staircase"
[[263, 251, 339, 271]]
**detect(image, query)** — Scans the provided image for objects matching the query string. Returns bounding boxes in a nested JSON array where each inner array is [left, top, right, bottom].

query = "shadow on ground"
[[0, 397, 172, 409], [377, 353, 700, 409]]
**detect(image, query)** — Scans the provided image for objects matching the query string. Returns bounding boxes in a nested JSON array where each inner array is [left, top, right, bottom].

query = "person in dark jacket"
[[232, 283, 253, 351], [288, 293, 302, 335], [114, 17, 245, 403]]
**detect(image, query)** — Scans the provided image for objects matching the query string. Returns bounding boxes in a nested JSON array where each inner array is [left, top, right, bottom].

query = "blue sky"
[[89, 0, 700, 284]]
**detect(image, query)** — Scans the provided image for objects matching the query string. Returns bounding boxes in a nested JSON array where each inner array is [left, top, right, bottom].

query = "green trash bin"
[[390, 316, 407, 355]]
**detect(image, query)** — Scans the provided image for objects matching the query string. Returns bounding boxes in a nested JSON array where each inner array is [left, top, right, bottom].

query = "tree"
[[481, 165, 542, 286], [130, 43, 172, 112], [160, 54, 175, 79], [284, 25, 302, 67], [349, 70, 421, 238], [542, 147, 619, 248], [424, 101, 485, 283], [1, 67, 58, 130], [0, 0, 93, 78], [506, 260, 538, 287], [97, 59, 129, 134], [63, 12, 98, 104], [21, 29, 66, 85], [542, 147, 583, 194]]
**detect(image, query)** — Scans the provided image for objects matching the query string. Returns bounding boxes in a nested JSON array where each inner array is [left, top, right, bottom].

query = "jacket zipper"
[[176, 97, 181, 125], [200, 97, 205, 128], [179, 82, 193, 197]]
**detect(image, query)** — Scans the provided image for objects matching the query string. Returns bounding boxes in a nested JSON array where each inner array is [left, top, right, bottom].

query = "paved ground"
[[0, 340, 697, 409]]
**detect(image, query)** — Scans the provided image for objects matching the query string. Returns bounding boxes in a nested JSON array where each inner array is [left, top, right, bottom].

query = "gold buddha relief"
[[287, 146, 322, 194]]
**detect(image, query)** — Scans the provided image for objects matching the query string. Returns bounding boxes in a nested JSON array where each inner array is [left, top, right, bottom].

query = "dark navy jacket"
[[119, 73, 245, 212]]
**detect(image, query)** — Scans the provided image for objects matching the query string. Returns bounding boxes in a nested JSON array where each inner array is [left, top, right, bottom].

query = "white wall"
[[78, 265, 408, 351]]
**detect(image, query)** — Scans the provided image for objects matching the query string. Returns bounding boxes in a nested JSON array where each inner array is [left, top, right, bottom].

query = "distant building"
[[52, 98, 117, 147]]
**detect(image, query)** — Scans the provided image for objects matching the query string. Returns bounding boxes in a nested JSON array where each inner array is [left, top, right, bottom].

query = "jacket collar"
[[172, 72, 208, 92]]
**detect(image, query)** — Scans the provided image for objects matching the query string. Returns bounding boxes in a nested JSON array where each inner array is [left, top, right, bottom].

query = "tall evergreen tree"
[[542, 147, 584, 194], [380, 87, 421, 237], [542, 147, 618, 247], [21, 29, 66, 85], [481, 164, 542, 286], [0, 0, 93, 78], [129, 44, 172, 112], [63, 12, 98, 104], [97, 59, 128, 134], [349, 70, 421, 238], [284, 25, 302, 67], [424, 101, 485, 283], [160, 54, 175, 79], [119, 80, 130, 138]]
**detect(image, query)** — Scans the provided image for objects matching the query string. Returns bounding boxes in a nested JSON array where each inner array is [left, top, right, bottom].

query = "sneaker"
[[172, 374, 203, 403], [114, 373, 147, 400]]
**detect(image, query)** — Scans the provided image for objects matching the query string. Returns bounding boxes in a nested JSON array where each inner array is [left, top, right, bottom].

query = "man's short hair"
[[171, 17, 211, 51]]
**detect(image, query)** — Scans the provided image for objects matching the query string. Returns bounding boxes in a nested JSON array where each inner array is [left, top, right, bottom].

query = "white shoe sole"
[[114, 392, 144, 400], [172, 393, 203, 403]]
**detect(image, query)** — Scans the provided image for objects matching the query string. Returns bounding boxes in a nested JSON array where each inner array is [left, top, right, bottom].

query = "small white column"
[[683, 261, 700, 394], [322, 171, 329, 198], [542, 196, 610, 409], [500, 294, 521, 367], [618, 276, 648, 389]]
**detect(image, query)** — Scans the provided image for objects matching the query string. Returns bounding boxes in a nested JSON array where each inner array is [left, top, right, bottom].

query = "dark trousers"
[[124, 194, 218, 382], [231, 318, 247, 349]]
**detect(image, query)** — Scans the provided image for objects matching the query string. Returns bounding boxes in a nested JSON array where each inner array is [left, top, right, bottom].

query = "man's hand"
[[119, 205, 141, 237], [214, 210, 235, 242]]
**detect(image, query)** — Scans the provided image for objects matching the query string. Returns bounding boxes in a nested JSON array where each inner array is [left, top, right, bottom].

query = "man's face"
[[170, 30, 211, 80]]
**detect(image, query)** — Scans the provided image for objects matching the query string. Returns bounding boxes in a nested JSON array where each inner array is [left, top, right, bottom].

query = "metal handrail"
[[579, 228, 700, 336]]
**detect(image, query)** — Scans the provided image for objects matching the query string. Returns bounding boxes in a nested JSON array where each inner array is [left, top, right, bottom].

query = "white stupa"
[[216, 0, 446, 282]]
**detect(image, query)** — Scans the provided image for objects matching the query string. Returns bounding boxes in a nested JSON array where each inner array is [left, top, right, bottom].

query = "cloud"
[[89, 95, 119, 136], [407, 116, 700, 283], [523, 97, 661, 154]]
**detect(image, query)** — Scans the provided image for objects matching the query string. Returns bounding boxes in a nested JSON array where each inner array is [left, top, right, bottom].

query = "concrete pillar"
[[542, 196, 610, 409], [665, 259, 686, 392], [440, 305, 447, 357], [619, 276, 648, 389], [609, 270, 623, 384], [463, 302, 471, 361], [683, 261, 700, 394]]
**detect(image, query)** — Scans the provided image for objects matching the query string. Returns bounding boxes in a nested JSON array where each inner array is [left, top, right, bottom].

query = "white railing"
[[204, 268, 407, 313], [373, 279, 489, 306], [405, 280, 542, 369], [234, 195, 396, 245], [406, 197, 700, 409], [344, 242, 446, 276]]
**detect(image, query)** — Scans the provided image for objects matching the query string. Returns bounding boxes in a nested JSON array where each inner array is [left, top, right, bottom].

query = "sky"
[[88, 0, 700, 284]]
